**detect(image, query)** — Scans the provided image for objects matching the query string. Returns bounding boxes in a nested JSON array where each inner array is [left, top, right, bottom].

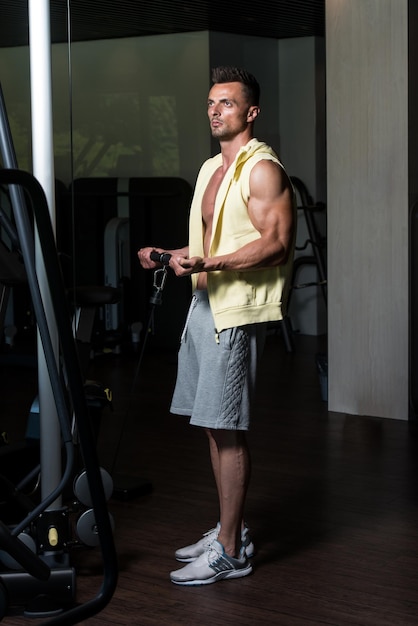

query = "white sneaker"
[[175, 523, 255, 562], [170, 539, 253, 586]]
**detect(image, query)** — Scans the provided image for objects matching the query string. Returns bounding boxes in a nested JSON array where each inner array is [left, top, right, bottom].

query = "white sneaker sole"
[[170, 563, 253, 586]]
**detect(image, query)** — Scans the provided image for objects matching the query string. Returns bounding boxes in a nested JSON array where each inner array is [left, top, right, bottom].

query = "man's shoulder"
[[200, 152, 222, 172], [238, 139, 281, 168], [241, 151, 283, 176]]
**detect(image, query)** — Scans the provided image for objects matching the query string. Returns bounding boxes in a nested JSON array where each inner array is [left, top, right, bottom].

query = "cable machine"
[[0, 0, 118, 619], [0, 139, 118, 626]]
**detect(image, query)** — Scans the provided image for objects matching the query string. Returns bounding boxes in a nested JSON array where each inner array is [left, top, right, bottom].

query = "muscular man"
[[138, 66, 295, 585]]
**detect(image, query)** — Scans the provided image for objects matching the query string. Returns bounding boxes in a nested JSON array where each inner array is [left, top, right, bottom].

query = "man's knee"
[[207, 427, 247, 447]]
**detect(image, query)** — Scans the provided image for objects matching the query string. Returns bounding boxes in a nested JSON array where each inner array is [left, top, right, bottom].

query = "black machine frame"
[[0, 83, 118, 623]]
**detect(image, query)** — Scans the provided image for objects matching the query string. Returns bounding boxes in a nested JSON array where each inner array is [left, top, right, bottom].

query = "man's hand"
[[137, 247, 165, 269], [138, 245, 192, 273], [170, 255, 205, 277]]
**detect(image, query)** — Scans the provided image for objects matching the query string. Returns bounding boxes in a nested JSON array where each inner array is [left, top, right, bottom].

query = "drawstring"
[[180, 294, 197, 343]]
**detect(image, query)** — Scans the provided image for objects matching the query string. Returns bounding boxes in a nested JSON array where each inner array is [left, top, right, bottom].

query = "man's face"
[[207, 82, 259, 140]]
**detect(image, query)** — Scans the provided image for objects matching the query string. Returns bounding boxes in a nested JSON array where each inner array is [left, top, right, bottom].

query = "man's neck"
[[219, 133, 254, 172]]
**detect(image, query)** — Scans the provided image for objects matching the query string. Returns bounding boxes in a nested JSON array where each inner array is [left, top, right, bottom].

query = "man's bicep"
[[248, 161, 293, 234]]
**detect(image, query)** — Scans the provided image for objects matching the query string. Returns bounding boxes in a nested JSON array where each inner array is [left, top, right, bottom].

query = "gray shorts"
[[170, 290, 266, 430]]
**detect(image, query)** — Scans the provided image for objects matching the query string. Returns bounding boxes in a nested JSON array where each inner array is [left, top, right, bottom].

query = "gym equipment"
[[279, 177, 327, 350], [0, 80, 117, 623], [0, 232, 26, 343], [109, 251, 171, 501], [104, 216, 130, 332], [288, 176, 327, 309], [0, 187, 35, 361], [66, 176, 192, 349], [0, 167, 118, 624]]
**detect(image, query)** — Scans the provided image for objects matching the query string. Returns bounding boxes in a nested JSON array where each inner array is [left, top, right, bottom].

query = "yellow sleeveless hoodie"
[[189, 138, 295, 332]]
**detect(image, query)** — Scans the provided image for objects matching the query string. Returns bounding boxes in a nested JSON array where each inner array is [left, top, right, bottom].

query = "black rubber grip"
[[150, 251, 172, 265]]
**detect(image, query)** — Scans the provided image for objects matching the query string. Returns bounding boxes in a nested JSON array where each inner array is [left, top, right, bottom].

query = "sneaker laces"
[[206, 542, 224, 565]]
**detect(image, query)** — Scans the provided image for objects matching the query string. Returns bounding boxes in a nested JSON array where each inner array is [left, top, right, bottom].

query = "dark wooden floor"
[[2, 331, 418, 625]]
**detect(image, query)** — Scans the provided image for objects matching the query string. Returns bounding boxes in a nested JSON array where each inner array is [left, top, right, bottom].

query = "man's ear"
[[247, 106, 260, 122]]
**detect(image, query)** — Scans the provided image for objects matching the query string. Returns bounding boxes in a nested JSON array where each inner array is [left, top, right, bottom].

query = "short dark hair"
[[211, 66, 260, 106]]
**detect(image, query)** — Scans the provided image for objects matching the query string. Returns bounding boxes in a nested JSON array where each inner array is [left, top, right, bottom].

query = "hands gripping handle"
[[150, 251, 172, 266]]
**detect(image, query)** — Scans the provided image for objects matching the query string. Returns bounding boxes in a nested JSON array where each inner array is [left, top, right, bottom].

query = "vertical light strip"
[[28, 0, 56, 224], [28, 0, 62, 504]]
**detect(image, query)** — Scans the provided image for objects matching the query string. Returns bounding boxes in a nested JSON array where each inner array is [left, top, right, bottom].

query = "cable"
[[109, 264, 169, 477]]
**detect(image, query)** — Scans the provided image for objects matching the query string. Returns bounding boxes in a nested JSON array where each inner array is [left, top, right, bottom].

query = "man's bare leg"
[[206, 428, 251, 558]]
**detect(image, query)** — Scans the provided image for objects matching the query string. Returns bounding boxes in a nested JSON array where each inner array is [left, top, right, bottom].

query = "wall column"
[[326, 0, 409, 419]]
